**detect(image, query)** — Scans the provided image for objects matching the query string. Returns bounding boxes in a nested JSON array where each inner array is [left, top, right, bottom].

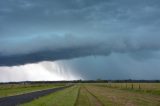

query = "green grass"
[[75, 86, 90, 106], [21, 85, 79, 106], [1, 83, 160, 106], [75, 86, 104, 106], [0, 84, 65, 97]]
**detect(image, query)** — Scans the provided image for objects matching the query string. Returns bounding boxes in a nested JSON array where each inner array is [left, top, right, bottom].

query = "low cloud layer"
[[0, 0, 160, 66], [0, 0, 160, 80], [1, 33, 160, 66]]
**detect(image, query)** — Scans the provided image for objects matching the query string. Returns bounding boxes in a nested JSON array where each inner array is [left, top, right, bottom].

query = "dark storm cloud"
[[64, 54, 160, 80], [0, 44, 111, 66], [0, 0, 160, 66]]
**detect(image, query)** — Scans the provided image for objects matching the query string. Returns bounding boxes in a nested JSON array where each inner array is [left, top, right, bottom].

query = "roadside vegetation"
[[21, 83, 160, 106], [1, 83, 160, 106], [0, 83, 65, 97], [21, 85, 79, 106]]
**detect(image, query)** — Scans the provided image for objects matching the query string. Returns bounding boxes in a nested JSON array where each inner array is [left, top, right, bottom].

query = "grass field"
[[1, 83, 160, 106], [75, 85, 104, 106], [19, 83, 160, 106], [85, 84, 160, 106], [94, 83, 160, 95], [21, 85, 79, 106], [0, 83, 65, 97]]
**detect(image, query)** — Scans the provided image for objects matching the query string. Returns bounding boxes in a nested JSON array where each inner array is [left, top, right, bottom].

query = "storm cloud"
[[0, 0, 160, 80], [0, 0, 160, 65]]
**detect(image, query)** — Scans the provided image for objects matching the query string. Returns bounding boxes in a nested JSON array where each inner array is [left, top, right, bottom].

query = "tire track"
[[74, 86, 81, 106], [84, 86, 105, 106], [75, 85, 104, 106]]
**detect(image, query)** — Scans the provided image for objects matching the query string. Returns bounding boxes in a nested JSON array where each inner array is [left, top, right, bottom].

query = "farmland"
[[0, 82, 160, 106], [94, 83, 160, 95], [85, 84, 160, 106]]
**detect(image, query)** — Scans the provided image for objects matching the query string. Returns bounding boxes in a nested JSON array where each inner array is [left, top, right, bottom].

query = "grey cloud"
[[62, 54, 160, 80], [0, 33, 160, 66], [0, 0, 160, 66]]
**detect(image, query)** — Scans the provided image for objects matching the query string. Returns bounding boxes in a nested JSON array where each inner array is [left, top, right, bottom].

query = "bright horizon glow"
[[0, 61, 83, 82]]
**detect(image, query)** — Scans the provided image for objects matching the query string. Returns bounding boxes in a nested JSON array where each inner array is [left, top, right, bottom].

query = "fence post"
[[131, 83, 133, 89], [139, 84, 141, 90]]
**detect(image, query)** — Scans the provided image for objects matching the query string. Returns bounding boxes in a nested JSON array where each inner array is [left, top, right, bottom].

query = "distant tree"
[[96, 78, 102, 81], [78, 79, 82, 83]]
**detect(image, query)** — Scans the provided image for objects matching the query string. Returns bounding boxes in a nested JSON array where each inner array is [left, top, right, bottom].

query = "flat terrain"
[[0, 83, 64, 97], [75, 86, 104, 106], [0, 83, 160, 106], [0, 86, 69, 106], [85, 84, 160, 106], [22, 85, 79, 106]]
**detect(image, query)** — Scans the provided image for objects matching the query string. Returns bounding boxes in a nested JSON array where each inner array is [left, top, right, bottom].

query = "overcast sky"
[[0, 0, 160, 81]]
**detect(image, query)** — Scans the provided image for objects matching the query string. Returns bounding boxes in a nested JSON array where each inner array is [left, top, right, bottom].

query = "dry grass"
[[85, 84, 160, 106], [75, 85, 104, 106]]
